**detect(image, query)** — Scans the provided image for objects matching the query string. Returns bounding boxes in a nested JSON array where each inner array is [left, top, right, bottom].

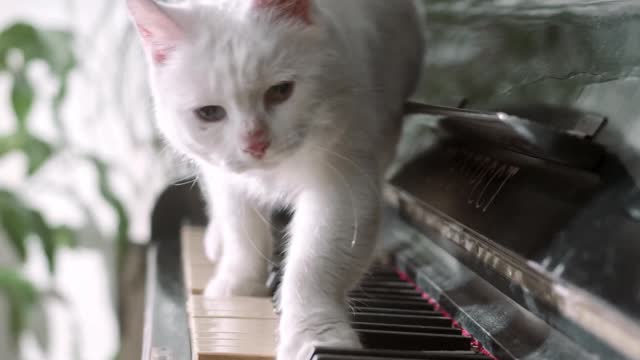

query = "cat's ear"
[[254, 0, 312, 24], [127, 0, 184, 65]]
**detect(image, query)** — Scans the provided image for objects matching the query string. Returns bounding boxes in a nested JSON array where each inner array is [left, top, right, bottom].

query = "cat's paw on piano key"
[[204, 273, 270, 298]]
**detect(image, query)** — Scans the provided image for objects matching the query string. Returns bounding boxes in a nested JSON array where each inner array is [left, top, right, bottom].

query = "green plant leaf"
[[0, 23, 74, 73], [0, 192, 74, 272], [0, 192, 30, 261], [29, 211, 56, 273], [23, 136, 53, 175], [0, 23, 41, 71], [51, 81, 68, 136], [0, 134, 54, 175], [28, 214, 76, 274], [11, 70, 34, 130], [52, 226, 76, 248], [0, 22, 75, 134], [0, 207, 29, 261], [40, 30, 75, 138], [0, 134, 22, 156], [0, 267, 39, 345]]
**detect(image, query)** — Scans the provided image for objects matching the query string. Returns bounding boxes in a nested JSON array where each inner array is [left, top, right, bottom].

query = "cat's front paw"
[[204, 271, 270, 298], [277, 319, 361, 360]]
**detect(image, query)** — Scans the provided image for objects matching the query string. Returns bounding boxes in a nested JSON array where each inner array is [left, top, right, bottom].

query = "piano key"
[[311, 348, 491, 360], [189, 296, 277, 319], [349, 298, 435, 311], [361, 274, 405, 282], [357, 329, 471, 351], [189, 299, 278, 359], [352, 322, 461, 335], [192, 318, 278, 336], [349, 292, 426, 302], [352, 312, 452, 327], [350, 287, 423, 297], [312, 356, 473, 360], [180, 232, 493, 360], [351, 306, 439, 317], [195, 338, 276, 346], [361, 268, 403, 277], [193, 342, 275, 360], [356, 281, 416, 290]]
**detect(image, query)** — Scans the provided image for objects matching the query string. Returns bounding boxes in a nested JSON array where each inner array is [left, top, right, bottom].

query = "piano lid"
[[387, 101, 640, 359]]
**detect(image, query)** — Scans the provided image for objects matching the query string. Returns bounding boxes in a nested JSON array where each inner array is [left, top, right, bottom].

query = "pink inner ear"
[[254, 0, 311, 24], [127, 0, 184, 64]]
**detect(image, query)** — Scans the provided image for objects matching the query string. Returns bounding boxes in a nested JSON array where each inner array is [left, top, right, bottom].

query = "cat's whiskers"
[[319, 158, 359, 249], [240, 202, 278, 268], [156, 144, 203, 190], [171, 176, 199, 187], [254, 205, 277, 231], [310, 144, 380, 195]]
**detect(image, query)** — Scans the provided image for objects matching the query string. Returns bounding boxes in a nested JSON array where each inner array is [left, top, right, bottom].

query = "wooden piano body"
[[141, 2, 640, 359]]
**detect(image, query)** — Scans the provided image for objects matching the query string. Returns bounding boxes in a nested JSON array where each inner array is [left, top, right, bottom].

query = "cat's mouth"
[[209, 138, 304, 173]]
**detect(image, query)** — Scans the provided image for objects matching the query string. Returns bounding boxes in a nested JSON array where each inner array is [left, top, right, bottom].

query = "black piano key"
[[351, 287, 422, 297], [311, 348, 491, 360], [357, 281, 415, 289], [366, 269, 399, 278], [313, 355, 427, 360], [353, 312, 452, 327], [351, 306, 439, 317], [275, 265, 491, 359], [358, 329, 471, 351], [349, 292, 426, 302], [349, 298, 435, 311], [361, 274, 402, 282], [352, 322, 461, 335]]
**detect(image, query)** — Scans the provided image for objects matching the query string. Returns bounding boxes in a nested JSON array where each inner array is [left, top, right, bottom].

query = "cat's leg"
[[202, 179, 273, 298], [277, 166, 381, 359], [203, 220, 223, 262]]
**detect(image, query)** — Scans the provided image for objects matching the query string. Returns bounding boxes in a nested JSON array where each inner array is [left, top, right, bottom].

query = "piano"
[[139, 2, 640, 359], [141, 97, 640, 360]]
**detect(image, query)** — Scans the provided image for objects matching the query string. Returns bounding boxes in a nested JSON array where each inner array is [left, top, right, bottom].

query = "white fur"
[[128, 0, 424, 358]]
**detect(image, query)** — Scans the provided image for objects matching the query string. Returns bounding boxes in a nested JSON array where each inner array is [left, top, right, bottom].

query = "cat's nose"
[[243, 129, 271, 159], [246, 129, 267, 142], [243, 140, 271, 159]]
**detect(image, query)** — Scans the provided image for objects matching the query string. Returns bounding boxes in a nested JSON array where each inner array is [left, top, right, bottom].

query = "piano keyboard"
[[181, 226, 496, 360]]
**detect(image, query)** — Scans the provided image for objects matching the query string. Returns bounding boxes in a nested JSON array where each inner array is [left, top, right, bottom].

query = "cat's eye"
[[195, 105, 227, 123], [265, 81, 295, 107]]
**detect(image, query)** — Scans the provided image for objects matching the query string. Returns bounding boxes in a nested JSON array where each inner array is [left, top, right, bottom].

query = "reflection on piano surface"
[[143, 100, 640, 360]]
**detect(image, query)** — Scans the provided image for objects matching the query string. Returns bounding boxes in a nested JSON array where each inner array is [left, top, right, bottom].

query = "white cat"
[[127, 0, 424, 358]]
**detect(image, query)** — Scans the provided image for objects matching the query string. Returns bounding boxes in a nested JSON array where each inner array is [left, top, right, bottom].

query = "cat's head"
[[128, 0, 336, 173]]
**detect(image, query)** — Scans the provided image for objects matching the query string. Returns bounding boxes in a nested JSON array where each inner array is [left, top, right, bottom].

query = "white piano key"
[[189, 296, 277, 319], [192, 318, 278, 336], [183, 227, 279, 359]]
